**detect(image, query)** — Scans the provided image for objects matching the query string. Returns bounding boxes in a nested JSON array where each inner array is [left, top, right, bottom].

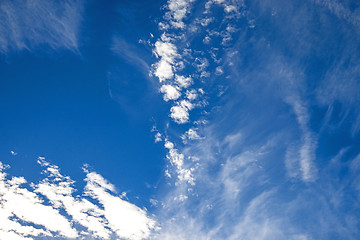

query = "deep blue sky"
[[0, 0, 360, 239]]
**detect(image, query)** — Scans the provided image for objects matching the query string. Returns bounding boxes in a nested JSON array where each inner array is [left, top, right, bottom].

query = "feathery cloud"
[[0, 0, 84, 54]]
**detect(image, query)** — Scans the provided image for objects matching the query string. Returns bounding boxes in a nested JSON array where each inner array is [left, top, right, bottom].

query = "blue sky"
[[0, 0, 360, 239]]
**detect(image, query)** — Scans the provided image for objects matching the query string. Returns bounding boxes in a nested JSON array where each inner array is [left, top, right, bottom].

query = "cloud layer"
[[149, 0, 360, 239]]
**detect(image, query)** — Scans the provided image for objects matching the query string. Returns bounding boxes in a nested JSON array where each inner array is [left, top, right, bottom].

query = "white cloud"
[[180, 99, 194, 109], [84, 171, 156, 240], [0, 174, 78, 239], [198, 17, 214, 27], [221, 31, 233, 45], [299, 133, 317, 181], [153, 41, 180, 82], [182, 128, 203, 142], [165, 140, 175, 149], [205, 0, 242, 16], [160, 33, 175, 42], [175, 75, 193, 88], [170, 106, 189, 123], [35, 160, 111, 239], [155, 132, 163, 142], [165, 0, 195, 29], [203, 35, 211, 44], [174, 194, 188, 202], [200, 71, 210, 78], [160, 85, 181, 101], [287, 98, 318, 182], [215, 66, 224, 75], [0, 0, 83, 53], [224, 5, 237, 13], [194, 57, 209, 72], [154, 60, 174, 81], [154, 41, 178, 60], [0, 197, 51, 239], [0, 159, 156, 240], [0, 229, 34, 240], [151, 0, 213, 129], [185, 89, 198, 101], [170, 100, 194, 124], [164, 141, 195, 185]]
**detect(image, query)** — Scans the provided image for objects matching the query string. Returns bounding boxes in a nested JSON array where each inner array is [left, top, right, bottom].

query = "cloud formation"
[[162, 0, 195, 29], [160, 85, 181, 101], [153, 41, 179, 82], [164, 140, 195, 185], [0, 158, 156, 240], [170, 100, 194, 124], [149, 0, 360, 239]]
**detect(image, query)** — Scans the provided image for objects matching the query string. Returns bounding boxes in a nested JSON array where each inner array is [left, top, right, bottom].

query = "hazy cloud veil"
[[149, 0, 360, 239]]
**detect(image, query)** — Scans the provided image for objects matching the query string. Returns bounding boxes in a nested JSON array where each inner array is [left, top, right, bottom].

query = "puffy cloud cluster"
[[175, 75, 193, 88], [162, 0, 196, 29], [151, 36, 198, 124], [170, 100, 194, 124], [151, 0, 247, 126], [150, 0, 247, 187], [160, 85, 181, 101], [153, 41, 180, 82]]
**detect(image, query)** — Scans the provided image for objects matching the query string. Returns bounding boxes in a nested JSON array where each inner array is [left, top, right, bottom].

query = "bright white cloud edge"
[[0, 159, 156, 240]]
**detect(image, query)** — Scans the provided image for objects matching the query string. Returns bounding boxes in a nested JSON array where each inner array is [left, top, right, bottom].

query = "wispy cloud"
[[153, 117, 360, 239], [112, 37, 151, 78], [152, 129, 297, 239], [285, 97, 318, 182], [313, 0, 360, 30], [148, 0, 360, 239], [0, 0, 84, 54]]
